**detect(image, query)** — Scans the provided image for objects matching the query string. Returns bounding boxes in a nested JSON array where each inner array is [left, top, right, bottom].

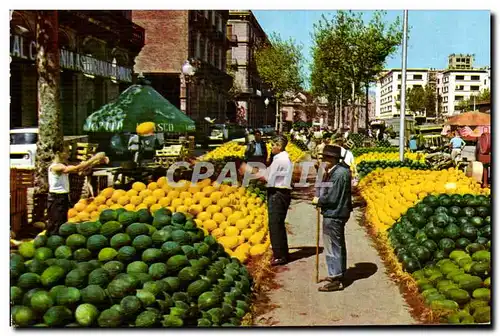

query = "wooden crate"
[[73, 142, 99, 161]]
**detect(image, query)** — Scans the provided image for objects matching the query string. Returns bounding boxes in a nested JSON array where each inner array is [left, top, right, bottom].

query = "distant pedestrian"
[[450, 131, 466, 162], [313, 145, 352, 291], [244, 129, 268, 165], [409, 135, 418, 152]]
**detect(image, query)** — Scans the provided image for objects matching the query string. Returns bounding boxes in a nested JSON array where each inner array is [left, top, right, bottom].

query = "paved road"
[[255, 196, 416, 326]]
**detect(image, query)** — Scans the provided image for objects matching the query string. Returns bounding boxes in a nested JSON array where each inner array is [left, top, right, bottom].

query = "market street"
[[255, 201, 416, 326]]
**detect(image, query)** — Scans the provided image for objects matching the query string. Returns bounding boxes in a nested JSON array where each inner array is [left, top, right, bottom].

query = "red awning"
[[446, 111, 490, 126]]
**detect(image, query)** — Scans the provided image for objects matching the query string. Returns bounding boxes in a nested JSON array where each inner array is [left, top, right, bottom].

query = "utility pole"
[[399, 10, 409, 162]]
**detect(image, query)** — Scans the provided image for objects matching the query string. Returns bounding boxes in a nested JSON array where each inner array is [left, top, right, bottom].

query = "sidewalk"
[[255, 199, 416, 326]]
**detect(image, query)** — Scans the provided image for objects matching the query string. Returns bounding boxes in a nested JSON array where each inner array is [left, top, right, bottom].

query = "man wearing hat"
[[313, 145, 353, 292]]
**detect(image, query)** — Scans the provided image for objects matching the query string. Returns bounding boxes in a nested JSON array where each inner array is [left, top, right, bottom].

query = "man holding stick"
[[313, 145, 353, 291]]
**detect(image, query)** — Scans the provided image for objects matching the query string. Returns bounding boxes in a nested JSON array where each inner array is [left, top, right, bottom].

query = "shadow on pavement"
[[342, 262, 378, 288], [288, 246, 324, 263]]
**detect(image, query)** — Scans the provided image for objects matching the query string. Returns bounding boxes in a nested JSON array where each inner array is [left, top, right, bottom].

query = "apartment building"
[[375, 69, 429, 119], [133, 10, 235, 133], [227, 10, 273, 128], [448, 53, 474, 70], [436, 69, 489, 115]]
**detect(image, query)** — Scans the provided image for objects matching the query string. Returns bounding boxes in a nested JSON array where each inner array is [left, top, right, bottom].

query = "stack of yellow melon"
[[354, 151, 426, 166], [67, 177, 270, 263], [359, 167, 491, 232], [202, 140, 305, 163]]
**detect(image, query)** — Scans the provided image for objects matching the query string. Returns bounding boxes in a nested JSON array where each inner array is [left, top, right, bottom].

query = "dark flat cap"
[[322, 145, 342, 158]]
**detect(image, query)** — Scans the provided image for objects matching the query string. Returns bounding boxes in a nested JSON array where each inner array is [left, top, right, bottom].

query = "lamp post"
[[399, 10, 409, 162], [181, 59, 197, 117], [264, 98, 269, 126]]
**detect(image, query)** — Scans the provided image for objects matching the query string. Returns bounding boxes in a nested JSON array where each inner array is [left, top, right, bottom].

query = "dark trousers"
[[267, 188, 292, 259], [47, 193, 69, 234]]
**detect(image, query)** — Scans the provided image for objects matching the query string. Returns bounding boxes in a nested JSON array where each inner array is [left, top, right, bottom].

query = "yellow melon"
[[111, 191, 124, 202], [235, 218, 249, 230], [217, 197, 231, 208], [188, 204, 203, 216], [74, 202, 86, 212], [136, 203, 148, 210], [211, 228, 224, 238], [225, 227, 239, 237], [219, 236, 239, 250], [117, 196, 130, 206], [139, 189, 152, 198], [77, 211, 90, 221], [212, 213, 226, 224], [194, 219, 203, 227], [67, 208, 78, 218], [193, 192, 206, 202], [150, 204, 162, 214], [202, 186, 216, 194], [152, 189, 165, 199], [167, 190, 180, 199], [206, 205, 221, 214], [98, 204, 108, 211], [110, 204, 123, 210], [210, 191, 223, 203], [171, 198, 184, 208], [235, 243, 251, 254], [90, 210, 100, 219], [100, 187, 114, 199], [233, 251, 248, 263], [176, 205, 188, 213], [136, 121, 155, 135], [85, 203, 98, 213], [203, 220, 218, 232], [236, 235, 245, 245], [157, 176, 167, 188], [250, 244, 267, 256], [241, 228, 254, 239], [222, 207, 233, 217], [132, 181, 147, 192], [126, 189, 138, 197], [199, 198, 212, 209], [147, 182, 159, 191], [219, 221, 230, 230], [124, 204, 136, 211], [159, 197, 171, 207], [188, 186, 201, 194], [197, 211, 211, 222], [67, 217, 79, 223], [94, 196, 106, 205], [105, 199, 115, 206], [143, 196, 157, 207], [129, 196, 142, 206]]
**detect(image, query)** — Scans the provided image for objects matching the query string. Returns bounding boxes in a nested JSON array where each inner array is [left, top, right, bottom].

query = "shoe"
[[271, 257, 288, 266]]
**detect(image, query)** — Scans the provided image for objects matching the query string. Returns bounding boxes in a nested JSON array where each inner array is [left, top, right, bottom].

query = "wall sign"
[[10, 34, 132, 83]]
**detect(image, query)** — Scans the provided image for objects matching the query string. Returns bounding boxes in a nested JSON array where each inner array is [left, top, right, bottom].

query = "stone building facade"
[[133, 10, 235, 135], [10, 10, 144, 135], [227, 10, 273, 128]]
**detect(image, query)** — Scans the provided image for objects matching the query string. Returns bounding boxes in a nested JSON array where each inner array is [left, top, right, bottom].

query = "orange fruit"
[[132, 182, 147, 192], [101, 187, 114, 199], [152, 189, 166, 199], [148, 182, 159, 191], [67, 208, 78, 218]]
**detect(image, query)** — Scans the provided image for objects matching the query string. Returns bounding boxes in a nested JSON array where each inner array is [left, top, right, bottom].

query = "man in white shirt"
[[240, 135, 292, 266], [334, 138, 355, 168]]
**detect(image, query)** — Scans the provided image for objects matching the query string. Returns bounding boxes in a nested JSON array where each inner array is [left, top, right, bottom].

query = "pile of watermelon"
[[388, 193, 491, 323], [10, 208, 252, 327]]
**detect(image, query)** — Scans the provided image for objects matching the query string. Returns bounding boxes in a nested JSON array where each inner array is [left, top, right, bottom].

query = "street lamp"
[[181, 59, 197, 121], [264, 98, 269, 107]]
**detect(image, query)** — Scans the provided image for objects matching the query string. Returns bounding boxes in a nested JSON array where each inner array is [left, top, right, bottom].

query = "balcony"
[[227, 34, 238, 46]]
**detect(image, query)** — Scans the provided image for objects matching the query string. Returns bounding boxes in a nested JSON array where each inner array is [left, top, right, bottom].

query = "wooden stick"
[[315, 207, 321, 283]]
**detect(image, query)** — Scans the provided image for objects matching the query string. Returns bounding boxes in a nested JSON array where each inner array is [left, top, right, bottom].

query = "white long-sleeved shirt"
[[341, 147, 354, 167], [265, 151, 293, 189]]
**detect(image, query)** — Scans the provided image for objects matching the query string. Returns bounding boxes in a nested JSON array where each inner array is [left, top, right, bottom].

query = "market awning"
[[83, 79, 196, 133], [445, 111, 490, 126]]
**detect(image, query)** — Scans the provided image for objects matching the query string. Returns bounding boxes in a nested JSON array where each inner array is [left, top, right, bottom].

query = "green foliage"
[[254, 33, 304, 100]]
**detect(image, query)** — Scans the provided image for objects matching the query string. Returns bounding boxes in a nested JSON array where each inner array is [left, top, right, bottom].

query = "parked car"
[[10, 128, 38, 169], [261, 125, 276, 136], [208, 124, 246, 143]]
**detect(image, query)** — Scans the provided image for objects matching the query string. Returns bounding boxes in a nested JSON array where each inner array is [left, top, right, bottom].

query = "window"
[[211, 10, 216, 26], [414, 84, 422, 88], [204, 10, 209, 18], [455, 95, 464, 101], [217, 14, 223, 32], [204, 39, 209, 62], [398, 84, 401, 89], [471, 75, 480, 81], [398, 74, 401, 79], [437, 79, 440, 84], [414, 74, 422, 80], [456, 85, 464, 91], [198, 35, 204, 59], [219, 47, 223, 70], [456, 75, 464, 80], [471, 85, 480, 91], [195, 33, 201, 58]]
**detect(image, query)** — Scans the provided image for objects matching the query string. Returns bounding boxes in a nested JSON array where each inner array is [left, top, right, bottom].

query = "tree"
[[423, 85, 437, 118], [310, 11, 403, 132], [455, 88, 490, 112], [33, 10, 63, 222], [254, 33, 304, 133], [406, 86, 425, 114]]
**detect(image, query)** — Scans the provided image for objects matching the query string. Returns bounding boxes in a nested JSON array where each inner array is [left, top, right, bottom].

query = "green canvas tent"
[[83, 79, 195, 133]]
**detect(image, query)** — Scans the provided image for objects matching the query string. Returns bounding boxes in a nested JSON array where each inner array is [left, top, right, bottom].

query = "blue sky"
[[253, 10, 491, 89]]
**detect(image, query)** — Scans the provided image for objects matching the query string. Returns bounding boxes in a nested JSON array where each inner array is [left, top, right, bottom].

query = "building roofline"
[[442, 69, 488, 73], [228, 10, 269, 43]]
